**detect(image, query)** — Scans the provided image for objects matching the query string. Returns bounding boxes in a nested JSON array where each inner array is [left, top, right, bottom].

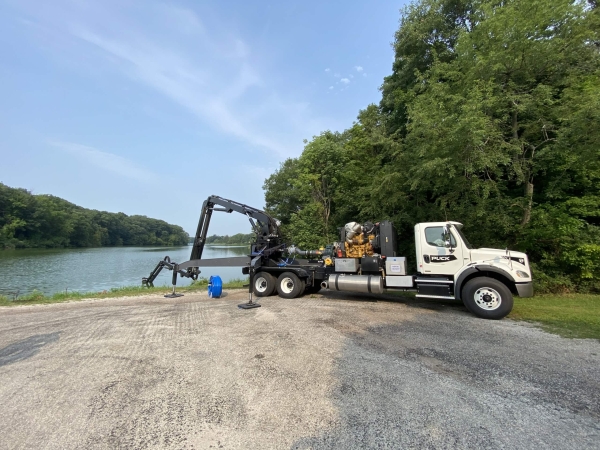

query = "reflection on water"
[[0, 245, 249, 295]]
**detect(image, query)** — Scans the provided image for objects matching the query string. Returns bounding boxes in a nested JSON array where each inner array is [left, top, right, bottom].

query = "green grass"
[[386, 291, 600, 340], [509, 294, 600, 340], [0, 277, 249, 307]]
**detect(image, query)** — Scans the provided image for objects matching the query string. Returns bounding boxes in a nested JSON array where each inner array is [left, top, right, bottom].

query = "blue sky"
[[0, 0, 406, 235]]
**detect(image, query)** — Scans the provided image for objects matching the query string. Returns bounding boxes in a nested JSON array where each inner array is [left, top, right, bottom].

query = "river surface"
[[0, 245, 249, 296]]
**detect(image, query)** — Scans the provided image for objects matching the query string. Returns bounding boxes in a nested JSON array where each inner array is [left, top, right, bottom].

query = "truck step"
[[415, 278, 453, 284]]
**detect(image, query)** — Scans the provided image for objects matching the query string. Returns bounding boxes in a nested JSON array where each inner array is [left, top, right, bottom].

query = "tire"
[[253, 272, 276, 297], [462, 276, 513, 320], [276, 272, 304, 299]]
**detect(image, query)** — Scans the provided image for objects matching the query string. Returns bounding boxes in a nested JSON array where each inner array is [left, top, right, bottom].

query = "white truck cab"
[[412, 222, 533, 319]]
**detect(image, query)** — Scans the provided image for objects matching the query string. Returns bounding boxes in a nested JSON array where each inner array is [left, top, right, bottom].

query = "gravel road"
[[0, 290, 598, 449]]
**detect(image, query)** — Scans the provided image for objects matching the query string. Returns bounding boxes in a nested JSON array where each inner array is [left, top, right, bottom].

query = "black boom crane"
[[189, 196, 282, 261], [142, 195, 286, 307]]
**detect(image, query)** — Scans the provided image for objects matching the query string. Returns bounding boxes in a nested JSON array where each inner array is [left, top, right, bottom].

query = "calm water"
[[0, 245, 249, 296]]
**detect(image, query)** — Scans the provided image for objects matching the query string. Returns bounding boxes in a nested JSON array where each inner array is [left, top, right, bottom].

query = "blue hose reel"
[[208, 275, 223, 298]]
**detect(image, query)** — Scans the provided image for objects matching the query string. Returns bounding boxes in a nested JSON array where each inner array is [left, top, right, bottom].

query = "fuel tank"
[[322, 274, 384, 294]]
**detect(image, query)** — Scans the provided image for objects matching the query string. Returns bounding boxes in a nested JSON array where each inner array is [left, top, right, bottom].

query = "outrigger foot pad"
[[165, 286, 183, 298], [238, 302, 261, 309]]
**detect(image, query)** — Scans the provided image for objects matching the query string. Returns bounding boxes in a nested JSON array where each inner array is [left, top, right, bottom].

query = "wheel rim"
[[474, 287, 502, 310], [280, 277, 295, 294], [254, 276, 268, 293]]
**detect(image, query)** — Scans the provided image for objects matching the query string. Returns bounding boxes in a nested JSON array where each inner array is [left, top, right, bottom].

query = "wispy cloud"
[[355, 66, 363, 72], [68, 23, 286, 154], [49, 141, 157, 182], [324, 68, 330, 72], [340, 78, 350, 84], [155, 4, 204, 35], [16, 1, 330, 158]]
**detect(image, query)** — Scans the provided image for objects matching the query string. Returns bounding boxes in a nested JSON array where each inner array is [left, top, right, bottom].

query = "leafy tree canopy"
[[204, 233, 254, 245], [0, 183, 189, 249], [264, 0, 600, 292]]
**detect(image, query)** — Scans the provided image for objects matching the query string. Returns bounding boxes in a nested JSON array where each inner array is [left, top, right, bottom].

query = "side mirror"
[[443, 225, 455, 253]]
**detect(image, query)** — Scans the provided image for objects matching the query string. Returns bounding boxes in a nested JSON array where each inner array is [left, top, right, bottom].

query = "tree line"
[[204, 233, 254, 245], [0, 183, 189, 248], [263, 0, 599, 292]]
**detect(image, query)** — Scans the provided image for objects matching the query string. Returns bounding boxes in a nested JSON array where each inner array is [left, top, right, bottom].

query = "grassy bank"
[[509, 294, 600, 340], [0, 278, 248, 307], [382, 291, 599, 340]]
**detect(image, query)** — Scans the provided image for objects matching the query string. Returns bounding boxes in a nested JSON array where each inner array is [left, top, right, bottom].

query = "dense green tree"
[[264, 158, 302, 224], [265, 132, 349, 248], [263, 0, 600, 292], [402, 0, 600, 283], [0, 183, 189, 249], [205, 233, 254, 245], [381, 0, 474, 136]]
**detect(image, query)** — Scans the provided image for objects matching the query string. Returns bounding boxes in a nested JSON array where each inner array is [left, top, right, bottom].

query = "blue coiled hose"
[[208, 275, 223, 298]]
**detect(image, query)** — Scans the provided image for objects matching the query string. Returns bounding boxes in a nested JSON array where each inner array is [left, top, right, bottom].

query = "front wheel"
[[462, 277, 513, 320], [276, 272, 305, 299]]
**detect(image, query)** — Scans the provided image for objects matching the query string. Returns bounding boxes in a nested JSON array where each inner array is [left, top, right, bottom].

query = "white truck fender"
[[454, 264, 516, 300]]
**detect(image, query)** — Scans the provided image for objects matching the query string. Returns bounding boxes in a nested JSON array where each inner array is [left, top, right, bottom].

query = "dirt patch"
[[0, 291, 598, 449]]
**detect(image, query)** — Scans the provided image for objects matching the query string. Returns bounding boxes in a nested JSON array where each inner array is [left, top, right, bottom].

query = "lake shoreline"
[[0, 245, 250, 296], [0, 243, 249, 251], [0, 278, 249, 307]]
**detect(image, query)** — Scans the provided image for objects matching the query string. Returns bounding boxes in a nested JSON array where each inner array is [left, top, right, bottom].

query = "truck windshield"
[[455, 226, 473, 249]]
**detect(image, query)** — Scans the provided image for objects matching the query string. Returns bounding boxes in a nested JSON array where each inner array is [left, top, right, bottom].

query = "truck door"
[[420, 225, 465, 276]]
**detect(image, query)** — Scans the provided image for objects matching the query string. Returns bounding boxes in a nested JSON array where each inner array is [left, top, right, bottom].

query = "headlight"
[[516, 270, 529, 278]]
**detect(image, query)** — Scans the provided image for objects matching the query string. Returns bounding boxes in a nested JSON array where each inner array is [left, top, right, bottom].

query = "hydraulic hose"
[[286, 245, 323, 258]]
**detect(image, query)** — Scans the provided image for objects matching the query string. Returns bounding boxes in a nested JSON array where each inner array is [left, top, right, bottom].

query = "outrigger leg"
[[164, 263, 184, 298], [238, 256, 261, 309]]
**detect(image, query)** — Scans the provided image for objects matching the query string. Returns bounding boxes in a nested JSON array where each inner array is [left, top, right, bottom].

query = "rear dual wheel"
[[277, 272, 305, 299], [253, 272, 276, 297], [253, 271, 307, 299]]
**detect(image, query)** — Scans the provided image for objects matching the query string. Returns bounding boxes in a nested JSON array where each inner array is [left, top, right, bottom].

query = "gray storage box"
[[385, 257, 407, 276], [385, 275, 414, 288], [335, 258, 359, 273]]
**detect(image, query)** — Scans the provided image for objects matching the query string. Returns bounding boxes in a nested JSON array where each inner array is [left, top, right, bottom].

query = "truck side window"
[[425, 226, 456, 247]]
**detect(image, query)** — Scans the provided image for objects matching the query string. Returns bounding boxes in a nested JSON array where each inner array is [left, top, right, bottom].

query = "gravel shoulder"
[[0, 290, 599, 449]]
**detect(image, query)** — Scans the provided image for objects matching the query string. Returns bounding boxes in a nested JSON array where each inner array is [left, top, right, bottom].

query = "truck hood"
[[470, 248, 529, 270]]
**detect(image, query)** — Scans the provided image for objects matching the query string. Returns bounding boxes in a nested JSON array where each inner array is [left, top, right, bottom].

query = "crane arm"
[[190, 195, 281, 260], [142, 195, 282, 288]]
